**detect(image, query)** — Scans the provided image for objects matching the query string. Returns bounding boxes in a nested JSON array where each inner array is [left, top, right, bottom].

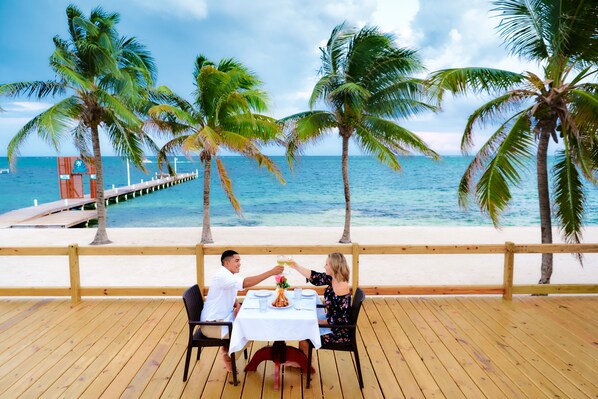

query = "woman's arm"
[[287, 260, 312, 279]]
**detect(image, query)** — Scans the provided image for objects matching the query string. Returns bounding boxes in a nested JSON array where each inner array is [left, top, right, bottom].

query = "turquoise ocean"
[[0, 156, 596, 227]]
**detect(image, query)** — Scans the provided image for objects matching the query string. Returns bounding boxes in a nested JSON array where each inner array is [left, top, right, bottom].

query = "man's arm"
[[243, 266, 284, 289]]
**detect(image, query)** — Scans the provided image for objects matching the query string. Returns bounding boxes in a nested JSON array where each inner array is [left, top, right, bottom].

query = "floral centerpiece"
[[272, 274, 290, 307]]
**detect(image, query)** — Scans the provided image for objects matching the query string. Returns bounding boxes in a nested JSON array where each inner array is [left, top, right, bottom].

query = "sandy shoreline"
[[0, 226, 597, 289]]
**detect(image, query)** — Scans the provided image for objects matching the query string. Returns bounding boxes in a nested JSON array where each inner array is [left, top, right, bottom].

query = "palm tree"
[[282, 23, 439, 243], [0, 5, 157, 245], [427, 0, 598, 283], [149, 56, 284, 243]]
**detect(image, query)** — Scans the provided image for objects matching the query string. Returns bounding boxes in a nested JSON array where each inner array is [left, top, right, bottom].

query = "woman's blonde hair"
[[328, 252, 350, 282]]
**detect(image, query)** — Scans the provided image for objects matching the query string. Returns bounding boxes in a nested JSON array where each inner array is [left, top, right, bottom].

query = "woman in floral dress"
[[288, 252, 352, 355]]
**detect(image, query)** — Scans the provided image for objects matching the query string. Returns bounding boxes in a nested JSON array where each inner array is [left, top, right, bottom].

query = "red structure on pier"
[[57, 157, 97, 199]]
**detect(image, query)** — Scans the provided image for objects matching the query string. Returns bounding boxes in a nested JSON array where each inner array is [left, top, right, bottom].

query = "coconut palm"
[[149, 56, 284, 243], [282, 23, 439, 243], [0, 5, 157, 245], [427, 0, 598, 283]]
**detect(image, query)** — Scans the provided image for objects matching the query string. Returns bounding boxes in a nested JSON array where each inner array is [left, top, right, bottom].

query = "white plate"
[[268, 299, 293, 309], [301, 289, 316, 297], [254, 290, 272, 297]]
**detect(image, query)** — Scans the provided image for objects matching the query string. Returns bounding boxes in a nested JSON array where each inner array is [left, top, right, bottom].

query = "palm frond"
[[367, 78, 437, 119], [472, 113, 535, 225], [492, 0, 549, 60], [426, 67, 525, 100], [359, 116, 440, 160], [0, 81, 66, 99], [553, 149, 585, 247], [462, 90, 533, 150], [7, 97, 79, 165], [215, 158, 243, 217]]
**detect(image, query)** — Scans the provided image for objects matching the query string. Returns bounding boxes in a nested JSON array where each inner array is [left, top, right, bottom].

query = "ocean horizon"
[[1, 155, 597, 228]]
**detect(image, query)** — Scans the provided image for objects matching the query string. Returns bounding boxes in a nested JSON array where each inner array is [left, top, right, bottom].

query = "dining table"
[[228, 288, 322, 390]]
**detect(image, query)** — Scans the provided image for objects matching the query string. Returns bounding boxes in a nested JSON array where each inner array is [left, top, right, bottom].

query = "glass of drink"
[[259, 297, 268, 312]]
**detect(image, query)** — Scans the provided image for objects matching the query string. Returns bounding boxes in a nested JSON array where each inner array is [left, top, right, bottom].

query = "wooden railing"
[[1, 242, 597, 304]]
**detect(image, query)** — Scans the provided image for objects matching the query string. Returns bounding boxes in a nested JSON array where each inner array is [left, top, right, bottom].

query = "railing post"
[[196, 244, 204, 295], [352, 242, 359, 294], [503, 241, 515, 300], [68, 244, 81, 305]]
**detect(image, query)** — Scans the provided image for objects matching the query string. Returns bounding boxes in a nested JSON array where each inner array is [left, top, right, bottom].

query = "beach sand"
[[0, 226, 596, 290]]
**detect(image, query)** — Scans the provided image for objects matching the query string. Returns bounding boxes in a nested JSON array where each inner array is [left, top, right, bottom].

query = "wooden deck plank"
[[0, 300, 95, 362], [398, 299, 486, 399], [138, 316, 189, 398], [0, 300, 103, 392], [533, 297, 598, 350], [1, 300, 127, 397], [465, 297, 598, 397], [80, 300, 175, 398], [421, 298, 533, 398], [385, 299, 467, 399], [510, 298, 598, 366], [0, 296, 596, 398], [433, 298, 570, 398], [20, 300, 137, 398], [97, 302, 182, 398], [55, 300, 162, 397], [118, 307, 188, 398], [458, 297, 591, 398], [44, 300, 163, 398], [363, 300, 431, 398], [408, 298, 508, 399], [0, 299, 57, 335]]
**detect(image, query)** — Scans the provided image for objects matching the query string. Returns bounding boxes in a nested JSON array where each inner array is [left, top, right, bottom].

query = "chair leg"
[[231, 352, 239, 386], [197, 346, 201, 360], [244, 348, 248, 360], [183, 341, 193, 382], [353, 345, 364, 389], [306, 343, 313, 388]]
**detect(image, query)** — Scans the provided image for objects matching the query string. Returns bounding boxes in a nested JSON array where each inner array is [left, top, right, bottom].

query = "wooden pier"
[[0, 173, 197, 228]]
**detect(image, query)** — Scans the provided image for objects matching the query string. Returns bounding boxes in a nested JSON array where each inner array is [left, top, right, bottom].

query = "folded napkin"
[[242, 298, 260, 309]]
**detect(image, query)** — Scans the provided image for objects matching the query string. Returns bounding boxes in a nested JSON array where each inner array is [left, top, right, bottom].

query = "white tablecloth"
[[229, 290, 322, 354]]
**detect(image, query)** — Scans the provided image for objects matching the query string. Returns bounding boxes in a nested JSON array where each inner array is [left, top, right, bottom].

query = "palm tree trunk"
[[90, 124, 112, 245], [537, 132, 553, 284], [339, 134, 351, 243], [201, 157, 213, 243]]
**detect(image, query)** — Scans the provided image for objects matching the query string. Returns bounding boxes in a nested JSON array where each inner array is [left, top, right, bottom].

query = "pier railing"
[[0, 242, 597, 304]]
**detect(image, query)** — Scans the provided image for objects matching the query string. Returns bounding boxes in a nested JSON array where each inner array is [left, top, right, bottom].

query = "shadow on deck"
[[0, 296, 596, 398]]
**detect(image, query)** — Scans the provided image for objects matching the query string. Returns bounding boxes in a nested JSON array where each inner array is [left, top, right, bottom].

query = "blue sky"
[[0, 0, 537, 157]]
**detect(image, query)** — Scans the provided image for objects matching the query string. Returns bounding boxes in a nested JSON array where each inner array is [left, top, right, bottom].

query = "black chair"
[[182, 284, 247, 385], [306, 287, 365, 389]]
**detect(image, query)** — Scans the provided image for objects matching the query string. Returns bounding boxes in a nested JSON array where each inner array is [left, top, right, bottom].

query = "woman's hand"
[[287, 260, 312, 279]]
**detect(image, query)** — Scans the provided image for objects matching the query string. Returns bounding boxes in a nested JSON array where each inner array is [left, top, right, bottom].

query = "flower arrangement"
[[274, 274, 290, 289], [273, 275, 290, 307]]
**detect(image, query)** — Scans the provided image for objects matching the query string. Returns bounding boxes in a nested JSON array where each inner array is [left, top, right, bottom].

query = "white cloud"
[[131, 0, 208, 19], [2, 101, 53, 113], [417, 131, 463, 154]]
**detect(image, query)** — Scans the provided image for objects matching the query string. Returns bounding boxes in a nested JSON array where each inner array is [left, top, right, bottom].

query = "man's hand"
[[233, 301, 241, 317], [272, 265, 284, 275]]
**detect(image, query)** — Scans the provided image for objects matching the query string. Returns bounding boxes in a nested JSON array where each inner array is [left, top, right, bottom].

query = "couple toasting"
[[201, 249, 352, 372]]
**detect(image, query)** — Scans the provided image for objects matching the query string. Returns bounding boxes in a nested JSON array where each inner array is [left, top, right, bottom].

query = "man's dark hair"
[[221, 250, 239, 265]]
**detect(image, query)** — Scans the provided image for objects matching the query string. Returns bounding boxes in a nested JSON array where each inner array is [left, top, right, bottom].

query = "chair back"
[[350, 287, 365, 333], [182, 284, 204, 323]]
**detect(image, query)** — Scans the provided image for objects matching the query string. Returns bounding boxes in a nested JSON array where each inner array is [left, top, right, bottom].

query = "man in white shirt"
[[201, 249, 284, 371]]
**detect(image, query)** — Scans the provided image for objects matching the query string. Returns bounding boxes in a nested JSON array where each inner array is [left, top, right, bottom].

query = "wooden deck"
[[0, 296, 596, 398]]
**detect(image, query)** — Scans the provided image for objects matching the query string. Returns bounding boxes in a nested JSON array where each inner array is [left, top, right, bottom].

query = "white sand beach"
[[0, 226, 597, 290]]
